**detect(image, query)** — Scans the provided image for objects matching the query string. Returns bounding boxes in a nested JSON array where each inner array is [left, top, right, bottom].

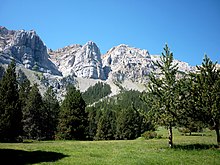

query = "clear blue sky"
[[0, 0, 219, 66]]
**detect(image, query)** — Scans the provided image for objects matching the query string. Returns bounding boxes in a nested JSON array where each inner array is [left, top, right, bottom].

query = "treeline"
[[86, 90, 154, 140], [0, 61, 87, 142], [142, 45, 220, 147], [82, 82, 111, 105], [1, 44, 219, 146], [0, 62, 153, 142]]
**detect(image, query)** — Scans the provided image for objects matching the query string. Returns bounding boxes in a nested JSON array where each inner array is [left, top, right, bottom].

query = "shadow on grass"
[[0, 149, 67, 165], [173, 144, 219, 150]]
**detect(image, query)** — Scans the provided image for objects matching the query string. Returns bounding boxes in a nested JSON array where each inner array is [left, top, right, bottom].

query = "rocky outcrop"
[[102, 44, 194, 83], [49, 41, 106, 79], [102, 44, 154, 83], [0, 26, 196, 94], [0, 26, 61, 75]]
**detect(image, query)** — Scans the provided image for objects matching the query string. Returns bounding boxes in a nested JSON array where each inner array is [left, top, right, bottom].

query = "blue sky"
[[0, 0, 219, 66]]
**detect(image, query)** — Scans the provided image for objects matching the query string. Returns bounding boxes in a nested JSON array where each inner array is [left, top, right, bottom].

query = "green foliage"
[[82, 82, 111, 104], [115, 106, 148, 140], [43, 87, 60, 140], [87, 90, 154, 140], [141, 131, 161, 139], [0, 60, 22, 142], [190, 55, 220, 146], [56, 86, 87, 140], [22, 84, 45, 140], [142, 44, 180, 147], [18, 70, 31, 114], [95, 108, 116, 140], [32, 62, 39, 71]]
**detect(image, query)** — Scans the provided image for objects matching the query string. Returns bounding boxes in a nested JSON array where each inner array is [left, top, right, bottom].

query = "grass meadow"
[[0, 127, 219, 165]]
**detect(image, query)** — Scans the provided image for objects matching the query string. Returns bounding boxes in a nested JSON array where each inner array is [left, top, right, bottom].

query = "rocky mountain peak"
[[102, 44, 152, 82], [0, 27, 60, 75], [49, 41, 105, 79], [0, 26, 11, 35]]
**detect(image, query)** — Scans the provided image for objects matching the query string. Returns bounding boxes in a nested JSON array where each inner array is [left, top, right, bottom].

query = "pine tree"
[[86, 106, 99, 140], [95, 108, 116, 140], [18, 70, 31, 117], [22, 84, 45, 140], [56, 85, 87, 140], [0, 60, 22, 142], [192, 55, 220, 147], [174, 77, 205, 135], [142, 44, 180, 148], [43, 87, 60, 140]]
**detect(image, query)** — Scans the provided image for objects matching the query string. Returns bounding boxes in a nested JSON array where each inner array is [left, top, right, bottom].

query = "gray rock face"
[[50, 41, 105, 79], [0, 26, 61, 75], [0, 26, 195, 94], [102, 44, 194, 83], [102, 44, 154, 82]]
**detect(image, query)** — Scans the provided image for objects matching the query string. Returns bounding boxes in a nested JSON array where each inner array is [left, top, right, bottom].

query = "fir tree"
[[56, 86, 87, 140], [142, 44, 180, 148], [22, 84, 45, 140], [18, 70, 31, 118], [0, 60, 22, 142], [192, 55, 220, 147], [95, 108, 116, 140], [43, 87, 60, 140]]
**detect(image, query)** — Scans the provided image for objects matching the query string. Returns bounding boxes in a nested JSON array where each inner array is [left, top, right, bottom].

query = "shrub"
[[178, 127, 190, 135], [142, 131, 158, 140]]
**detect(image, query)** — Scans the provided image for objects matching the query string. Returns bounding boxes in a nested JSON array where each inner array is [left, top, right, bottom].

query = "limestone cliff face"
[[49, 41, 106, 79], [102, 44, 154, 82], [102, 44, 194, 83], [0, 26, 197, 96], [0, 26, 60, 75]]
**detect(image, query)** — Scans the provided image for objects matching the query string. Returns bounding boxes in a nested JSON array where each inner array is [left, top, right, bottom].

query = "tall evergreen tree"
[[95, 108, 116, 140], [18, 70, 31, 118], [116, 107, 139, 140], [192, 55, 220, 147], [0, 60, 22, 142], [43, 87, 60, 140], [56, 86, 87, 140], [22, 83, 45, 140], [174, 77, 205, 135], [142, 45, 180, 148]]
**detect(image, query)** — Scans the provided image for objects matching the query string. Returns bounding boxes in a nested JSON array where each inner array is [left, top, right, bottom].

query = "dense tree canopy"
[[22, 83, 45, 140], [43, 87, 60, 140], [82, 82, 111, 105], [86, 90, 154, 140], [0, 60, 22, 142], [56, 86, 87, 140]]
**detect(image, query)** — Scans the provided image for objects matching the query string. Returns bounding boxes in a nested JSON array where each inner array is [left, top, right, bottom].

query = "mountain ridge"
[[0, 26, 196, 98]]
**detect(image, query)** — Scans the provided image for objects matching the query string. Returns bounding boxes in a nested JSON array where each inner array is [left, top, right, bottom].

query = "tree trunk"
[[168, 124, 173, 148], [215, 126, 220, 148]]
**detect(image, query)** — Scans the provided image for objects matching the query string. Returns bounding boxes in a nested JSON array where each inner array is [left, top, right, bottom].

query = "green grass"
[[0, 128, 219, 165]]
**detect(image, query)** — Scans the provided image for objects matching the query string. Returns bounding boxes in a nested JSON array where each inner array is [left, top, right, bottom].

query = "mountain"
[[102, 44, 194, 83], [0, 26, 195, 99], [0, 26, 61, 75], [49, 41, 105, 79], [102, 44, 153, 83]]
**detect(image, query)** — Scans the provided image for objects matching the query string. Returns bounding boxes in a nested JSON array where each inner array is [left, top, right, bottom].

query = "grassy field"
[[0, 128, 219, 165]]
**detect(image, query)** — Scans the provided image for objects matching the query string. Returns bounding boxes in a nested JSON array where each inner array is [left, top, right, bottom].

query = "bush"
[[141, 131, 161, 140], [178, 127, 191, 135]]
